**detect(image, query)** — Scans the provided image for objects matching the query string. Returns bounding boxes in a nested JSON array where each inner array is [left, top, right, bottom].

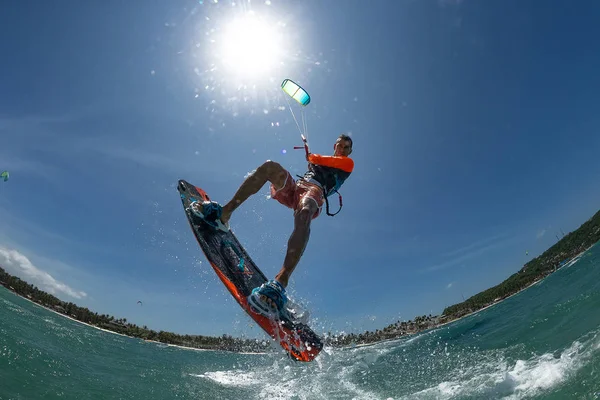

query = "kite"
[[281, 79, 310, 106], [281, 79, 311, 154]]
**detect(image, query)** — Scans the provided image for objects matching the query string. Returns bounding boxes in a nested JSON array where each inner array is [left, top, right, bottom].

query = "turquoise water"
[[2, 245, 600, 399]]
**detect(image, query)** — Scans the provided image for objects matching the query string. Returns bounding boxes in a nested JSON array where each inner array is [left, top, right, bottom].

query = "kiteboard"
[[177, 179, 323, 362]]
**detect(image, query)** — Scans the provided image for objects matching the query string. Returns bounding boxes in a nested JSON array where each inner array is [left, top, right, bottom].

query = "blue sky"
[[2, 0, 600, 338]]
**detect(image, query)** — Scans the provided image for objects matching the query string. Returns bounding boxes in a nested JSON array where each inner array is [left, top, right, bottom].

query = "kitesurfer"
[[190, 134, 354, 317]]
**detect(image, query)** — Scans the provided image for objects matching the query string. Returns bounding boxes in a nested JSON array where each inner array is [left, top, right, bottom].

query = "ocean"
[[2, 244, 600, 400]]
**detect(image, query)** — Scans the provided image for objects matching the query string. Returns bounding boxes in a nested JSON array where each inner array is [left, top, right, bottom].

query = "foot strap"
[[248, 280, 288, 317], [188, 201, 229, 232]]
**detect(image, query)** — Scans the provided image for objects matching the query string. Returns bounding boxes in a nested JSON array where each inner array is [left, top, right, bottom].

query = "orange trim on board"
[[192, 185, 210, 202], [211, 263, 243, 303], [211, 265, 318, 362]]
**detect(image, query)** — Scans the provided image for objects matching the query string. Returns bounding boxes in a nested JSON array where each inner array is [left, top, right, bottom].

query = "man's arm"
[[308, 154, 354, 173]]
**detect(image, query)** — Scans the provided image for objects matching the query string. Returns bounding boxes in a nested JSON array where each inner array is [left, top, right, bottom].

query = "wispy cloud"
[[536, 229, 547, 239], [0, 247, 87, 299], [425, 233, 515, 272], [442, 233, 510, 258], [438, 0, 463, 6], [0, 204, 105, 257], [91, 145, 192, 174], [0, 154, 63, 181], [0, 112, 82, 133]]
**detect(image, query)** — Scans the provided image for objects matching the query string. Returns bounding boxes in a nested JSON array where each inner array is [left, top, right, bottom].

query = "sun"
[[217, 12, 281, 79]]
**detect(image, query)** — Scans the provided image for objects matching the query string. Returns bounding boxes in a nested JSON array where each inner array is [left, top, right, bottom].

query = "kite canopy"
[[281, 79, 310, 106], [1, 171, 8, 182]]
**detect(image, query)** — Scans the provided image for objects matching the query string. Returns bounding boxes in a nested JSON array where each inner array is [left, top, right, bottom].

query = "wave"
[[405, 328, 600, 399]]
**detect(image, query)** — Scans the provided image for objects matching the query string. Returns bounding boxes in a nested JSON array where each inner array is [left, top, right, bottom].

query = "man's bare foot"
[[190, 201, 204, 215], [221, 210, 231, 226], [260, 295, 277, 311], [190, 201, 229, 231]]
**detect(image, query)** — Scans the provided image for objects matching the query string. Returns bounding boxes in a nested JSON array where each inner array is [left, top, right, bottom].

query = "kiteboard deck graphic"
[[177, 179, 323, 362]]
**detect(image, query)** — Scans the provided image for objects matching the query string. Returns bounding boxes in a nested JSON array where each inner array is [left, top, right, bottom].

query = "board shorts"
[[270, 172, 324, 219]]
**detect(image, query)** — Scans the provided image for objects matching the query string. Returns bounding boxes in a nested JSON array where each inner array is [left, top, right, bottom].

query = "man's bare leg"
[[220, 160, 287, 225], [254, 201, 316, 310], [192, 160, 287, 223], [275, 200, 317, 288], [257, 200, 317, 310]]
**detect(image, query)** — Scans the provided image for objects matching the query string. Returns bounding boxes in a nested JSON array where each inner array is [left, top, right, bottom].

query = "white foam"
[[194, 370, 260, 387], [407, 329, 600, 399], [194, 353, 385, 400], [191, 326, 600, 400]]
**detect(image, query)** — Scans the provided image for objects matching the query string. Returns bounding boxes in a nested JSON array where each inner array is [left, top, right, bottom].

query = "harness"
[[292, 135, 347, 216], [296, 175, 343, 217], [325, 190, 343, 217]]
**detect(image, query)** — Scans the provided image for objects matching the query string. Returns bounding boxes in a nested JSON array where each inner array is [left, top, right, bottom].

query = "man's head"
[[333, 134, 353, 157]]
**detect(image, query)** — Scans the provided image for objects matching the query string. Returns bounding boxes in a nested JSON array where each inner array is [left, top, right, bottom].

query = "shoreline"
[[331, 245, 595, 348], [1, 285, 270, 355], [1, 287, 226, 353], [0, 263, 578, 353], [2, 242, 597, 354], [8, 289, 137, 340]]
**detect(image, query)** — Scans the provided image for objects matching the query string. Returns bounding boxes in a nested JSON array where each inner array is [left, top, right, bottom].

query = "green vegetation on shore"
[[0, 270, 269, 353], [442, 209, 600, 319], [325, 209, 600, 347], [2, 208, 600, 351]]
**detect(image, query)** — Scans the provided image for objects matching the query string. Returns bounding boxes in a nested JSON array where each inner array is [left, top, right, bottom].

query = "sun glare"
[[218, 12, 281, 78]]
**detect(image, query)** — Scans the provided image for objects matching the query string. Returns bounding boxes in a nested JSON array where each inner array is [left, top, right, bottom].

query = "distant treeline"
[[442, 209, 600, 318], [2, 208, 600, 350], [324, 314, 443, 347], [0, 269, 268, 353]]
